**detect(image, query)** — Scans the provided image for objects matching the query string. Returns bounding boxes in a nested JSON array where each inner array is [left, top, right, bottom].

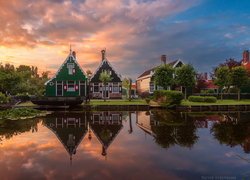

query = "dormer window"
[[67, 63, 75, 75]]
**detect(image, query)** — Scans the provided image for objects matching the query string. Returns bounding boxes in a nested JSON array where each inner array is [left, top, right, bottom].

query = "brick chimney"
[[161, 55, 167, 65], [72, 51, 76, 59], [101, 49, 106, 61], [242, 50, 249, 64]]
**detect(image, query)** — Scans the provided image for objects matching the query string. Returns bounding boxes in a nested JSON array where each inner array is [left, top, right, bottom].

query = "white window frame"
[[67, 63, 75, 75], [93, 83, 99, 93], [149, 81, 155, 93], [67, 81, 75, 92], [112, 82, 119, 93]]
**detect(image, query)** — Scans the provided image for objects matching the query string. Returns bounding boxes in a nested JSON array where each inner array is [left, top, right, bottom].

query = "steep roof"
[[137, 60, 183, 79], [90, 123, 123, 149], [90, 57, 122, 82], [45, 50, 87, 85]]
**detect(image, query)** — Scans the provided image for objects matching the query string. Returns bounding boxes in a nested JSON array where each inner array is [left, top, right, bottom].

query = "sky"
[[0, 0, 250, 79]]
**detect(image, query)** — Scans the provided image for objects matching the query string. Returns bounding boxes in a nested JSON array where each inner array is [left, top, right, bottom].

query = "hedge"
[[0, 92, 9, 104], [188, 96, 217, 103], [153, 90, 184, 106]]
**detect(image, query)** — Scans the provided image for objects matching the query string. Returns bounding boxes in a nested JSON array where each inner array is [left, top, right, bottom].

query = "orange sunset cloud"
[[0, 0, 199, 78]]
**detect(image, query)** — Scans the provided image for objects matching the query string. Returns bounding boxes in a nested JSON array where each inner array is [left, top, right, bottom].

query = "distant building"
[[45, 49, 87, 97], [241, 50, 250, 72], [136, 55, 184, 95], [197, 72, 218, 93], [89, 50, 122, 99]]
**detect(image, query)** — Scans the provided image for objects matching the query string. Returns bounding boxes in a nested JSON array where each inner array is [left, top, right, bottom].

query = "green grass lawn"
[[181, 99, 250, 106], [89, 99, 147, 106]]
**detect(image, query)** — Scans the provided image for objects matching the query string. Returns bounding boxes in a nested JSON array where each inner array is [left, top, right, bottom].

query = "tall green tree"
[[154, 65, 174, 90], [99, 70, 113, 101], [214, 66, 231, 100], [175, 64, 196, 100], [230, 66, 248, 101], [122, 78, 132, 101]]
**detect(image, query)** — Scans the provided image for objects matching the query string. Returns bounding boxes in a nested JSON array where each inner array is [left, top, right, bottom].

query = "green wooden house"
[[45, 50, 87, 97]]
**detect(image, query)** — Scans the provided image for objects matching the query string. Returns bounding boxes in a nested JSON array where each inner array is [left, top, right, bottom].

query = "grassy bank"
[[181, 99, 250, 106], [0, 108, 49, 120], [89, 99, 147, 106]]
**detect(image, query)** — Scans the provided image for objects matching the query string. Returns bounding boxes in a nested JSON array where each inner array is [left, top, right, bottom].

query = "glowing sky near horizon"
[[0, 0, 250, 79]]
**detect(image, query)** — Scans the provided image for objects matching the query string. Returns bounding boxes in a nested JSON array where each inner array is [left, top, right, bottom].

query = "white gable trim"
[[45, 53, 87, 85], [173, 59, 184, 68], [90, 58, 122, 82]]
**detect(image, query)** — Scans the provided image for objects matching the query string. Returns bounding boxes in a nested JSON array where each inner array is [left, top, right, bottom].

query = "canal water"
[[0, 110, 249, 180]]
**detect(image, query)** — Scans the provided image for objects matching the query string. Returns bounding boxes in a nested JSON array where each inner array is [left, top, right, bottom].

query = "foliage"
[[175, 64, 196, 99], [188, 96, 217, 103], [195, 74, 208, 93], [201, 89, 215, 94], [99, 70, 113, 101], [219, 58, 241, 69], [122, 77, 132, 100], [0, 108, 46, 120], [0, 63, 49, 96], [154, 65, 175, 90], [140, 91, 150, 99], [230, 66, 248, 100], [99, 70, 113, 85], [15, 93, 30, 102], [153, 90, 184, 106], [0, 92, 9, 104], [214, 66, 230, 92], [145, 98, 150, 104]]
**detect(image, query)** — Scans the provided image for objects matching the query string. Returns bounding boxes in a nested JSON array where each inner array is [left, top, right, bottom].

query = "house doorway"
[[57, 82, 63, 96], [102, 86, 109, 99]]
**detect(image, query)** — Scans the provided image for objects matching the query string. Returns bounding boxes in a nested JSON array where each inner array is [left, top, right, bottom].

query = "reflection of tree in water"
[[211, 112, 250, 153], [150, 110, 198, 149], [0, 118, 39, 142]]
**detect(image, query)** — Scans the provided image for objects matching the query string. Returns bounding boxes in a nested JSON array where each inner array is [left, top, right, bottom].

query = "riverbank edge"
[[10, 103, 250, 112]]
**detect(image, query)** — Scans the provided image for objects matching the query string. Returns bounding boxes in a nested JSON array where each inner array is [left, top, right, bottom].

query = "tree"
[[230, 66, 248, 101], [99, 70, 113, 101], [175, 64, 196, 100], [214, 66, 231, 100], [195, 74, 208, 93], [122, 78, 132, 101], [154, 65, 174, 90], [219, 58, 241, 69]]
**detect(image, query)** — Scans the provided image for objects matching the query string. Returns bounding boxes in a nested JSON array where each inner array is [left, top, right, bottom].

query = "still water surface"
[[0, 110, 249, 179]]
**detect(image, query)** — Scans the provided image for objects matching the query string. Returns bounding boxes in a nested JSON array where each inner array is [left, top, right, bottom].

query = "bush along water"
[[0, 108, 49, 120], [0, 92, 9, 104], [188, 96, 217, 103], [153, 90, 184, 107]]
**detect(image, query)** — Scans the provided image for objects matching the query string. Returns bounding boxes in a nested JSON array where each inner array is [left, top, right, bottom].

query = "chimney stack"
[[72, 51, 76, 59], [101, 49, 106, 61], [161, 55, 167, 65], [243, 50, 249, 64]]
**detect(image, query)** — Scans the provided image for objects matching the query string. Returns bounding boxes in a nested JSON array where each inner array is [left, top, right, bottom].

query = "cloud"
[[5, 0, 250, 79]]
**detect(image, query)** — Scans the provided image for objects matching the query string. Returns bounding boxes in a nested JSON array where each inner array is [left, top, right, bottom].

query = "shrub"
[[188, 96, 217, 103], [140, 92, 150, 99], [153, 90, 184, 106], [145, 98, 150, 104], [203, 96, 217, 103], [0, 92, 9, 104], [188, 96, 204, 102], [15, 93, 30, 102]]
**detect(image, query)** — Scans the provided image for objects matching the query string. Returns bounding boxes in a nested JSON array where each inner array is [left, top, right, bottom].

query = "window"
[[93, 83, 99, 92], [149, 82, 155, 93], [67, 81, 75, 92], [113, 83, 119, 93], [67, 63, 75, 75]]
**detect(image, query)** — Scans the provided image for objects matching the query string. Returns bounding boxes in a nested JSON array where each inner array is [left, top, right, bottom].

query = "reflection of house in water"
[[89, 112, 123, 157], [136, 111, 159, 136], [43, 113, 88, 162]]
